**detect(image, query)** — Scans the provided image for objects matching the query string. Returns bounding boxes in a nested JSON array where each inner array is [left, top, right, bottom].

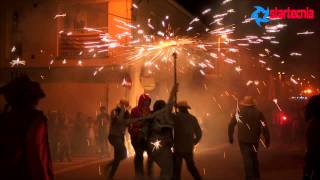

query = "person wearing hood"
[[0, 75, 54, 180], [129, 93, 153, 178], [144, 83, 178, 180], [228, 96, 270, 180]]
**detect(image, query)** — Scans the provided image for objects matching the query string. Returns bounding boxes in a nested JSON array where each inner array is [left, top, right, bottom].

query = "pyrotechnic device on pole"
[[172, 52, 178, 111]]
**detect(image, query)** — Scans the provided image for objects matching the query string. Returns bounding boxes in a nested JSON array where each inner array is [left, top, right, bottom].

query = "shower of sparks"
[[38, 0, 319, 116], [10, 57, 26, 67], [151, 139, 162, 151]]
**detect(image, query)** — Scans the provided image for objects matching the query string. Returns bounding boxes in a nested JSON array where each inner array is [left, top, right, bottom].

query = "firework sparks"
[[246, 80, 253, 86], [221, 0, 232, 5], [253, 145, 257, 152], [202, 8, 211, 15], [54, 13, 66, 19], [290, 77, 298, 85], [273, 54, 280, 58], [189, 17, 200, 25], [273, 98, 282, 111], [290, 52, 302, 56], [259, 60, 266, 64], [151, 139, 162, 151], [235, 66, 242, 73], [297, 31, 314, 35], [259, 139, 267, 148], [10, 57, 26, 67], [270, 41, 279, 44], [11, 46, 16, 53], [132, 3, 138, 9]]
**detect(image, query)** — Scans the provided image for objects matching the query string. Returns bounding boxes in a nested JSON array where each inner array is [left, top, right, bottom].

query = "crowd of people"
[[0, 75, 319, 180], [47, 108, 110, 162]]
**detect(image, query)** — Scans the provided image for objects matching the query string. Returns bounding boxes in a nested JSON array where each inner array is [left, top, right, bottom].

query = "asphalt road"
[[56, 144, 305, 180]]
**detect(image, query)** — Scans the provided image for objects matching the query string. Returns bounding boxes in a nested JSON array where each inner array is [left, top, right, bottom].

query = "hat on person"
[[239, 96, 256, 106], [0, 75, 45, 106], [176, 101, 191, 109]]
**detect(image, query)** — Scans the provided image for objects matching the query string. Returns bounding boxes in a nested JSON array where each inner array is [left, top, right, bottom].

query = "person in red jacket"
[[0, 75, 54, 180], [129, 94, 154, 178]]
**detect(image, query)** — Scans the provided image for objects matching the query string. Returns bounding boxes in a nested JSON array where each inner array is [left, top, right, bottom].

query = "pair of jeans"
[[239, 142, 260, 180], [107, 134, 127, 179], [131, 137, 153, 178], [173, 152, 201, 180]]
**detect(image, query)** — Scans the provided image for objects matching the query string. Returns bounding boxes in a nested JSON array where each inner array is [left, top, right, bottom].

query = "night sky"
[[176, 0, 320, 83]]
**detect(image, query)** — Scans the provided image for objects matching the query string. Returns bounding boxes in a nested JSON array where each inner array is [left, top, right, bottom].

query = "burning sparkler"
[[151, 139, 162, 151]]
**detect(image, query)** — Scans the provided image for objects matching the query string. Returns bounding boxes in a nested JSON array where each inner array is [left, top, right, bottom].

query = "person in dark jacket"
[[0, 75, 54, 180], [303, 94, 320, 180], [173, 101, 202, 180], [105, 100, 130, 179], [228, 96, 270, 180], [129, 93, 153, 178]]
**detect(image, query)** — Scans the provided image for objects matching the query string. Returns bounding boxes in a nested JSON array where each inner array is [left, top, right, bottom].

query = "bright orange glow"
[[303, 89, 313, 94]]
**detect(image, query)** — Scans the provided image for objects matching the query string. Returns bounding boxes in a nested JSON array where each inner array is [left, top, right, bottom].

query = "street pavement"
[[55, 144, 305, 180]]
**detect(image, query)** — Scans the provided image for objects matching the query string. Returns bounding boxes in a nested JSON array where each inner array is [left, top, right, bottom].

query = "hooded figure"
[[303, 94, 320, 180], [129, 94, 153, 178], [133, 84, 178, 180], [0, 75, 54, 180], [228, 96, 270, 180]]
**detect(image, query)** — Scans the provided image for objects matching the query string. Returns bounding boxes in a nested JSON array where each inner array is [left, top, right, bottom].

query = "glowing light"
[[151, 140, 162, 151], [54, 13, 66, 19], [10, 57, 26, 67]]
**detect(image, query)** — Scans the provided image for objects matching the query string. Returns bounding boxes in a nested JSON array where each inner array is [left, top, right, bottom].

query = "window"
[[59, 2, 108, 59]]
